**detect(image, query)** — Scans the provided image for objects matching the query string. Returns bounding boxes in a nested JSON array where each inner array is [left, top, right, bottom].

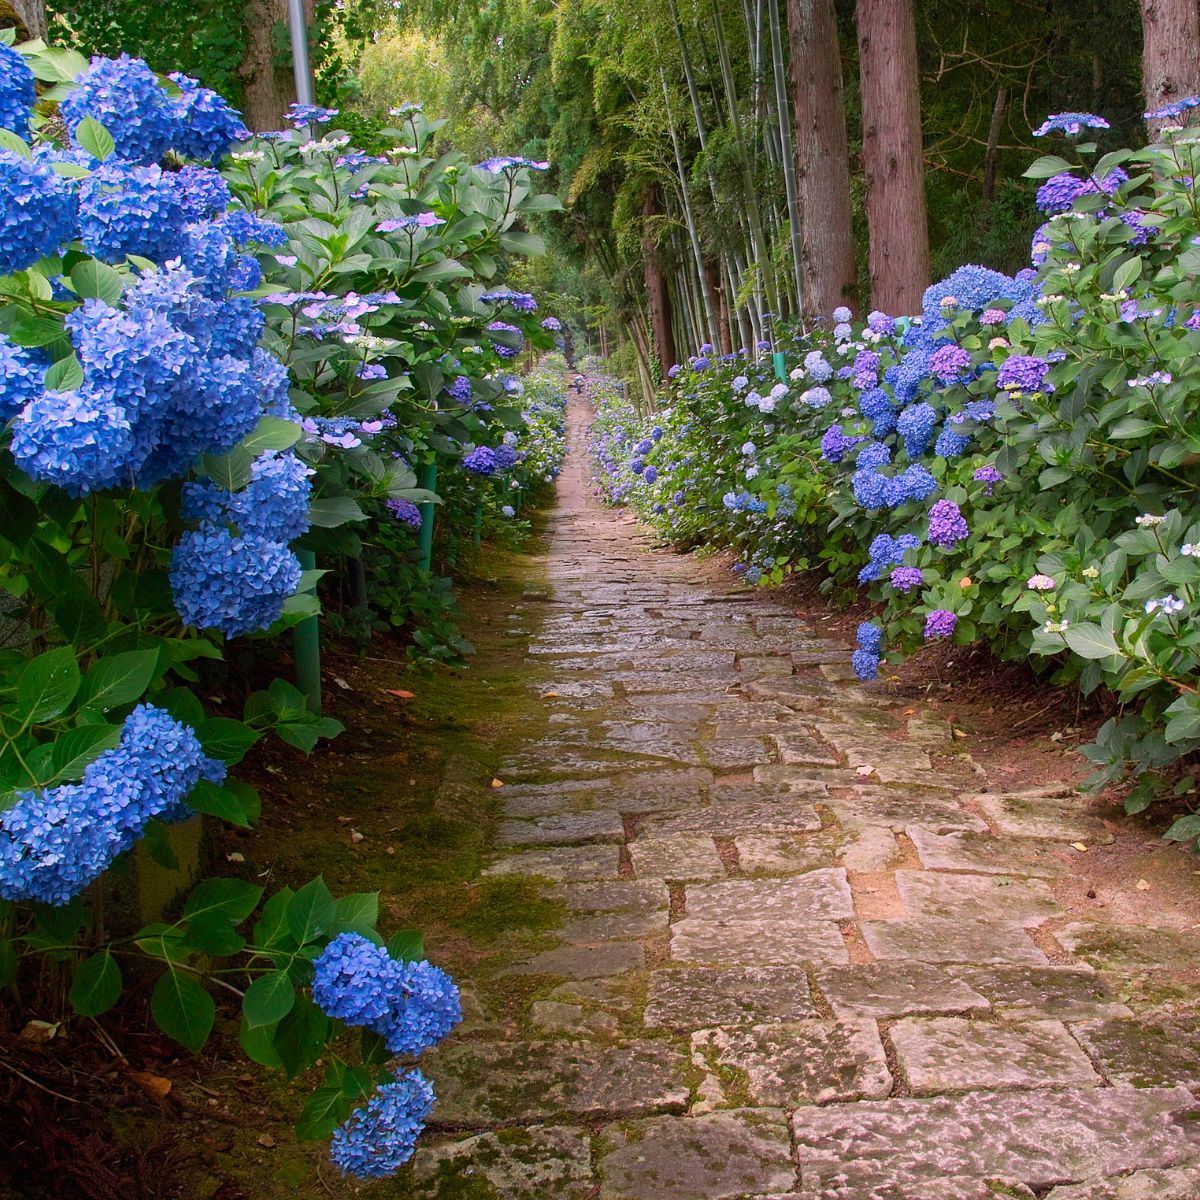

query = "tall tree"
[[240, 0, 300, 131], [1140, 0, 1200, 130], [641, 185, 677, 370], [786, 0, 857, 317], [6, 0, 47, 39], [857, 0, 929, 315]]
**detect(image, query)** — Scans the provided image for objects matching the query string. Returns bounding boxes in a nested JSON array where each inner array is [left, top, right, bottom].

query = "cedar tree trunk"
[[1140, 0, 1200, 132], [641, 186, 677, 372]]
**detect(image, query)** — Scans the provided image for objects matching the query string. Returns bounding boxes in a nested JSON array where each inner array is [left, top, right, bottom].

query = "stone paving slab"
[[552, 880, 669, 913], [735, 834, 836, 875], [711, 779, 830, 804], [695, 1020, 892, 1106], [906, 826, 1071, 877], [765, 1180, 1037, 1200], [645, 967, 817, 1029], [642, 802, 822, 837], [684, 870, 854, 921], [975, 790, 1115, 844], [628, 834, 726, 881], [860, 918, 1048, 965], [890, 1016, 1100, 1093], [407, 1125, 594, 1198], [670, 917, 850, 967], [788, 1086, 1200, 1194], [561, 909, 669, 940], [701, 737, 773, 769], [773, 733, 840, 766], [1054, 922, 1200, 971], [1043, 1164, 1200, 1200], [814, 963, 990, 1019], [483, 845, 621, 881], [1069, 1016, 1200, 1087], [956, 966, 1132, 1021], [505, 941, 646, 979], [826, 791, 987, 834], [426, 1039, 691, 1126], [893, 870, 1061, 926], [498, 810, 627, 846], [597, 1109, 796, 1200]]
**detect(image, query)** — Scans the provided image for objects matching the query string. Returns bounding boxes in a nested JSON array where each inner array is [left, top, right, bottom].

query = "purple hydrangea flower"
[[997, 354, 1051, 392], [928, 343, 973, 383], [890, 566, 923, 593], [928, 499, 968, 548], [924, 609, 957, 639]]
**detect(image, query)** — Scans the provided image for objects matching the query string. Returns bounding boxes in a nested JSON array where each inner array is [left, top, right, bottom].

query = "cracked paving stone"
[[561, 909, 669, 940], [734, 834, 835, 875], [700, 737, 772, 770], [407, 1125, 595, 1199], [483, 845, 621, 881], [860, 918, 1047, 965], [764, 1178, 1037, 1200], [710, 779, 830, 805], [644, 967, 817, 1029], [684, 869, 854, 922], [974, 790, 1115, 844], [642, 802, 823, 837], [825, 790, 986, 834], [773, 733, 840, 766], [1070, 1016, 1200, 1087], [670, 916, 849, 966], [425, 1039, 691, 1126], [788, 1085, 1200, 1194], [628, 835, 726, 881], [1044, 1164, 1200, 1200], [906, 826, 1071, 877], [814, 963, 990, 1020], [597, 1109, 796, 1200], [1054, 922, 1200, 972], [498, 810, 627, 846], [889, 1016, 1100, 1094], [552, 880, 669, 913], [956, 966, 1132, 1021], [893, 870, 1062, 927], [504, 941, 646, 979], [695, 1020, 891, 1105], [837, 826, 902, 872]]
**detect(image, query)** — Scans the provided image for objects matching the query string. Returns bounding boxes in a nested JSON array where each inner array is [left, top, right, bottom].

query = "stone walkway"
[[404, 398, 1200, 1199]]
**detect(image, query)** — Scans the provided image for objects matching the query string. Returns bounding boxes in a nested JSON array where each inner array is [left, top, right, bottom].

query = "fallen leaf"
[[350, 830, 364, 843], [1071, 842, 1089, 852], [1135, 878, 1151, 891], [543, 691, 560, 698], [952, 728, 968, 738], [333, 676, 351, 690], [131, 1070, 172, 1100], [490, 778, 505, 789], [855, 764, 874, 777], [225, 852, 245, 863], [381, 688, 415, 700], [257, 1133, 276, 1148], [20, 1020, 59, 1043], [903, 708, 916, 716]]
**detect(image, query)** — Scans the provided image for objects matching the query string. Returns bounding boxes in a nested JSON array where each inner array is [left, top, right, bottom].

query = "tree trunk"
[[767, 0, 805, 317], [708, 259, 732, 354], [6, 0, 47, 40], [240, 0, 300, 132], [1140, 0, 1200, 132], [787, 0, 858, 318], [856, 0, 929, 316], [641, 186, 677, 373], [981, 87, 1007, 204]]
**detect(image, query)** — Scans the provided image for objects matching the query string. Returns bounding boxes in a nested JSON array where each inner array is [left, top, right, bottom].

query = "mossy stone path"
[[397, 398, 1200, 1199]]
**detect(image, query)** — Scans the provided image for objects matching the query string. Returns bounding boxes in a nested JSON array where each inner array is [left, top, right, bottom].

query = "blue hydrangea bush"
[[590, 106, 1200, 832], [0, 32, 493, 1179]]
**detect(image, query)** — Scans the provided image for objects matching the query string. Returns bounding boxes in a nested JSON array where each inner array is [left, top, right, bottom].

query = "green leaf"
[[286, 876, 335, 945], [1112, 255, 1143, 293], [184, 778, 257, 827], [151, 968, 215, 1053], [331, 892, 379, 937], [196, 717, 261, 765], [498, 230, 546, 256], [198, 446, 253, 490], [1063, 622, 1121, 660], [70, 259, 124, 306], [140, 820, 179, 871], [243, 970, 297, 1029], [77, 649, 160, 714], [387, 928, 424, 961], [0, 129, 31, 158], [74, 117, 115, 163], [15, 647, 81, 724], [1022, 154, 1074, 179], [0, 937, 16, 987], [183, 877, 263, 926], [241, 415, 303, 455], [295, 1085, 355, 1141], [46, 723, 122, 784], [272, 995, 329, 1080], [42, 354, 84, 393], [239, 1016, 284, 1069], [70, 950, 122, 1017], [307, 497, 367, 527]]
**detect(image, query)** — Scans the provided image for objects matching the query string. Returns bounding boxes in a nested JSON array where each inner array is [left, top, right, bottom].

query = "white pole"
[[287, 0, 314, 106]]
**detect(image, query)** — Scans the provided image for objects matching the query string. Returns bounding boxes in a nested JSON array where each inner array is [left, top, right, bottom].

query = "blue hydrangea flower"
[[856, 622, 882, 653], [858, 387, 896, 437], [0, 42, 35, 136], [463, 446, 498, 475], [78, 163, 189, 263], [1035, 173, 1093, 215], [170, 525, 301, 637], [330, 1072, 435, 1179], [169, 72, 247, 162], [892, 464, 939, 504], [852, 469, 890, 510], [928, 344, 973, 383], [857, 442, 892, 471], [897, 402, 937, 457], [1033, 112, 1110, 137], [934, 428, 971, 458], [172, 165, 233, 221], [379, 960, 463, 1056], [0, 704, 219, 905], [62, 54, 180, 165], [820, 423, 865, 463], [181, 451, 311, 542], [0, 336, 44, 419], [486, 321, 523, 359], [851, 649, 880, 680], [312, 933, 401, 1028], [924, 609, 957, 638], [997, 354, 1051, 392], [218, 208, 289, 248], [388, 498, 423, 528], [0, 150, 76, 275], [891, 566, 923, 592], [448, 375, 472, 404]]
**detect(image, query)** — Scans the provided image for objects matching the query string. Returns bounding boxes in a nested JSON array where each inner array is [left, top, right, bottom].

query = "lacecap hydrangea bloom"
[[330, 1072, 435, 1179], [0, 150, 76, 276], [0, 704, 223, 905], [61, 54, 180, 165]]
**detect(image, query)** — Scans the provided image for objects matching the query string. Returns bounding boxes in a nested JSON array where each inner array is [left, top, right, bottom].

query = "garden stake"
[[417, 460, 437, 572]]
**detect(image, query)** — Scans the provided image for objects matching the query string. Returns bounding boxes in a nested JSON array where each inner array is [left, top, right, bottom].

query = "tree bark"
[[786, 0, 858, 318], [239, 0, 308, 132], [707, 259, 732, 354], [856, 0, 929, 316], [641, 186, 677, 373], [1140, 0, 1200, 133], [6, 0, 47, 40]]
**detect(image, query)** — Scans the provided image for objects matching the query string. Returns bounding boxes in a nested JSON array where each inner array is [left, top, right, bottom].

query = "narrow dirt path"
[[401, 396, 1200, 1199]]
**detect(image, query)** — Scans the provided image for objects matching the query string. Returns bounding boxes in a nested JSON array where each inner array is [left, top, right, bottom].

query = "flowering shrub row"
[[589, 105, 1200, 831], [0, 29, 564, 1179]]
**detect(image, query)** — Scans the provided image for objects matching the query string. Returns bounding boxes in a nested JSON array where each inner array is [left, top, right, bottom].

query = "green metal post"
[[472, 499, 483, 548], [294, 548, 321, 714], [772, 350, 787, 382], [417, 460, 437, 572]]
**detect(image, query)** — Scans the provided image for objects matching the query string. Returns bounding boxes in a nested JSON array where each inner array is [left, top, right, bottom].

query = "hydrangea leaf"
[[151, 967, 214, 1054], [243, 969, 296, 1030], [73, 116, 115, 163], [70, 949, 122, 1017]]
